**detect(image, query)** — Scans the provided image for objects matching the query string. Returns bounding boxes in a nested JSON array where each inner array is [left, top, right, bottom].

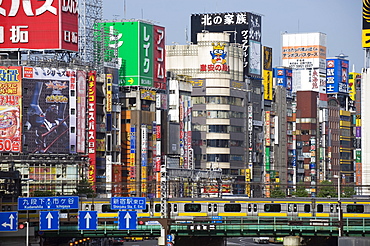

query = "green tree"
[[270, 186, 286, 198], [317, 180, 337, 198], [75, 179, 96, 198], [292, 184, 309, 197], [342, 186, 356, 198], [33, 190, 55, 197]]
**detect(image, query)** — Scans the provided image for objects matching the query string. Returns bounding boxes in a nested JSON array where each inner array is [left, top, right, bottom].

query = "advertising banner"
[[77, 70, 86, 153], [191, 12, 262, 78], [153, 25, 166, 89], [0, 0, 78, 51], [326, 59, 349, 94], [87, 71, 96, 190], [22, 67, 74, 154], [363, 0, 370, 48], [0, 66, 22, 152]]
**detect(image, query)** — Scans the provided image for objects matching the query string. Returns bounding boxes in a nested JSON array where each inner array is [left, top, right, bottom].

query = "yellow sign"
[[263, 70, 273, 100]]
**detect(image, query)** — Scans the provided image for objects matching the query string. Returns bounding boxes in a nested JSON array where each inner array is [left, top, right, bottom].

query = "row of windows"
[[192, 96, 244, 106], [193, 110, 246, 119], [193, 124, 245, 133]]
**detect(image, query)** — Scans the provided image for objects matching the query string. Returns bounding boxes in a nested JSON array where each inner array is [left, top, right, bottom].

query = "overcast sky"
[[103, 0, 363, 72]]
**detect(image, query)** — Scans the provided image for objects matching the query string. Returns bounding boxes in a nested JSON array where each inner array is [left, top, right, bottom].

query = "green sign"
[[101, 21, 153, 87], [265, 147, 270, 172]]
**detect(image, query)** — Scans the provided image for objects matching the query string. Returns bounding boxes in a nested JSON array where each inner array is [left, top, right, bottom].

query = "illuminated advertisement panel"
[[22, 67, 74, 154], [87, 71, 96, 190], [263, 46, 273, 100], [101, 21, 153, 87], [0, 66, 22, 152], [0, 0, 78, 51], [326, 59, 349, 94], [153, 25, 166, 89], [191, 12, 262, 78], [76, 70, 86, 153], [274, 68, 293, 97], [349, 72, 360, 101], [363, 0, 370, 48]]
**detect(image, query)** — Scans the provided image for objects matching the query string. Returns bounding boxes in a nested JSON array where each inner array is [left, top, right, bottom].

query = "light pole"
[[24, 179, 34, 246], [334, 175, 342, 237]]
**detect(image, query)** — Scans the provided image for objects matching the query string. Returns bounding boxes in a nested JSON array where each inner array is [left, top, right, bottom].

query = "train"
[[3, 196, 370, 221]]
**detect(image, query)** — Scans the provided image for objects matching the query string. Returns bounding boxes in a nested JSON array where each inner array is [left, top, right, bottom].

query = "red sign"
[[153, 25, 166, 89], [88, 71, 97, 190], [0, 0, 78, 51]]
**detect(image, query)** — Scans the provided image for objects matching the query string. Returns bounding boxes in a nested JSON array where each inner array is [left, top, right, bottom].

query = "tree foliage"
[[270, 186, 286, 198], [75, 179, 96, 198], [33, 190, 54, 197], [317, 180, 337, 198], [292, 184, 309, 197]]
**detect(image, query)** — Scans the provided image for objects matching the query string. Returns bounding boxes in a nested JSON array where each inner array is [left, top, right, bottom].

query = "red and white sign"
[[153, 25, 166, 89], [0, 0, 78, 51]]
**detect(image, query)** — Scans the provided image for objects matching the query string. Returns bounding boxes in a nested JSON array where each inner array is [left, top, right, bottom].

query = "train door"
[[287, 203, 299, 217], [247, 203, 258, 216], [207, 203, 218, 217]]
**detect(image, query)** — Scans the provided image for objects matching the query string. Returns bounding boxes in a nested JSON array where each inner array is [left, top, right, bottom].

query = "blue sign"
[[118, 211, 137, 230], [111, 197, 146, 210], [0, 212, 18, 231], [18, 196, 79, 210], [40, 211, 59, 231], [78, 211, 98, 230]]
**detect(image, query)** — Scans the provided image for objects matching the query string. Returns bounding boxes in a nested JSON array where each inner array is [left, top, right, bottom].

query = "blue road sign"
[[118, 211, 137, 230], [18, 196, 79, 210], [40, 211, 59, 231], [0, 212, 18, 231], [78, 211, 98, 230], [111, 197, 146, 210]]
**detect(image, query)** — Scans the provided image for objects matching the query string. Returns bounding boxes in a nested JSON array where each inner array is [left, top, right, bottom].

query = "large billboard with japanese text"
[[87, 71, 96, 190], [76, 70, 86, 153], [263, 46, 273, 100], [273, 67, 293, 98], [326, 59, 349, 94], [99, 21, 164, 87], [0, 66, 22, 152], [191, 12, 262, 78], [22, 67, 75, 154], [0, 0, 78, 51]]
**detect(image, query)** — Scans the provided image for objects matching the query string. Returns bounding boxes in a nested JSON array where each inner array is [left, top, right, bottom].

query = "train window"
[[224, 204, 241, 212], [214, 204, 217, 212], [184, 204, 201, 212], [347, 205, 364, 213], [208, 204, 212, 212], [317, 204, 323, 212], [336, 205, 339, 212], [253, 204, 257, 212], [102, 204, 118, 213], [142, 205, 149, 212], [248, 204, 252, 212], [85, 205, 89, 210], [264, 204, 281, 212], [304, 204, 310, 212], [155, 204, 161, 212], [174, 204, 178, 212], [330, 205, 334, 212]]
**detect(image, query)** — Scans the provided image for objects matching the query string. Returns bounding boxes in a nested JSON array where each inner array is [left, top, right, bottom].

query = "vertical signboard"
[[191, 12, 262, 78], [274, 68, 293, 97], [363, 0, 370, 48], [129, 126, 136, 193], [0, 0, 78, 51], [141, 125, 147, 193], [0, 66, 21, 152], [326, 59, 349, 94], [77, 70, 86, 153], [101, 21, 155, 87], [22, 67, 73, 154], [349, 72, 360, 101], [153, 25, 166, 89], [263, 46, 273, 100], [87, 71, 97, 190]]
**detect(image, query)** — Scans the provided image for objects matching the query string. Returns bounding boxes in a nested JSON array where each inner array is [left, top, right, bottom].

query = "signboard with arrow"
[[39, 211, 59, 231], [0, 212, 17, 231], [78, 211, 98, 230], [118, 211, 137, 230]]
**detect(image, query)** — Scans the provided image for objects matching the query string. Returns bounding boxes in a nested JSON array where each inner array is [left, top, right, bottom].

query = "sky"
[[103, 0, 363, 72]]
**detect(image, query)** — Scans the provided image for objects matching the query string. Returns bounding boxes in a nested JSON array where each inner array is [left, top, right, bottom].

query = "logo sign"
[[118, 211, 137, 230], [40, 211, 59, 231], [0, 0, 78, 51], [111, 197, 146, 210], [0, 212, 17, 231], [78, 211, 98, 230], [18, 196, 79, 210]]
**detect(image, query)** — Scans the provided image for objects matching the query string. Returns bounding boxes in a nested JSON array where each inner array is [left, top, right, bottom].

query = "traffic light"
[[18, 222, 26, 230], [138, 219, 145, 225]]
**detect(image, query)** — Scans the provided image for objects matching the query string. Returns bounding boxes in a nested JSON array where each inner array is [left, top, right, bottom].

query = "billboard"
[[0, 66, 22, 152], [349, 72, 360, 101], [363, 0, 370, 48], [100, 21, 164, 87], [76, 70, 86, 153], [22, 67, 75, 154], [326, 59, 349, 94], [191, 12, 262, 78], [0, 0, 78, 51], [282, 33, 326, 70], [87, 71, 97, 190], [263, 46, 273, 100], [274, 68, 293, 97]]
